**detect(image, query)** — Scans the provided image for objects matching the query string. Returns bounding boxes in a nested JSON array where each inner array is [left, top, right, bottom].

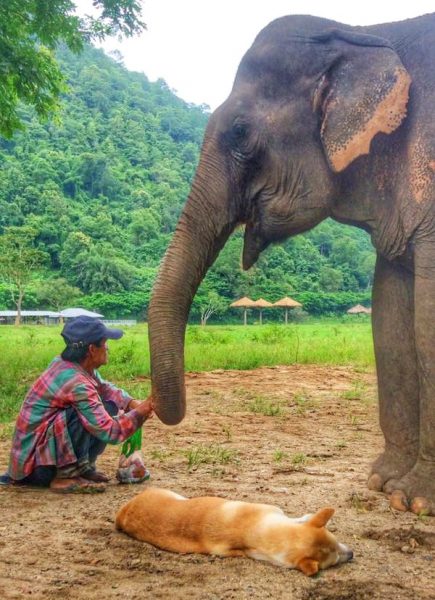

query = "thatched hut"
[[273, 296, 302, 324], [251, 298, 273, 325], [230, 296, 256, 325], [347, 304, 371, 315]]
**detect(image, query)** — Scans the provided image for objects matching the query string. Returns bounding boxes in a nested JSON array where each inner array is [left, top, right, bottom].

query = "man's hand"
[[133, 397, 154, 420], [127, 399, 141, 410]]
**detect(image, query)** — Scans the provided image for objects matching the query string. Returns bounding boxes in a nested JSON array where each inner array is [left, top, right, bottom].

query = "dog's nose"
[[339, 543, 354, 562]]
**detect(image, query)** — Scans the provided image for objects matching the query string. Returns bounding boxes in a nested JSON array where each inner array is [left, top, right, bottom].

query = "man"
[[0, 316, 154, 493]]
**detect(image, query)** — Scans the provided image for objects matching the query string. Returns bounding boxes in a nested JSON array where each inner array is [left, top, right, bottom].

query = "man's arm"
[[94, 371, 133, 411], [94, 372, 154, 418], [73, 384, 152, 444]]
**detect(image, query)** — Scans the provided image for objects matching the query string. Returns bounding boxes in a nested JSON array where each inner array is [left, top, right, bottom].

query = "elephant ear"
[[316, 30, 411, 173]]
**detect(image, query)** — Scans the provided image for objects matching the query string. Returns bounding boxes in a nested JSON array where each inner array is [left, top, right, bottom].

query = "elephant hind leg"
[[368, 255, 419, 490]]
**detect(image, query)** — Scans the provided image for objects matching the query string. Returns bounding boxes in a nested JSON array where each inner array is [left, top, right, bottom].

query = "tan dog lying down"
[[115, 488, 353, 575]]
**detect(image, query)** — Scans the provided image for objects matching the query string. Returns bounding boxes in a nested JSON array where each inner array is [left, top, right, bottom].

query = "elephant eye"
[[233, 122, 248, 139], [223, 118, 259, 161]]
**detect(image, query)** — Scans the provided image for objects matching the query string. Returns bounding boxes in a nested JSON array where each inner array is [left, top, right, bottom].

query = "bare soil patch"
[[0, 365, 434, 599]]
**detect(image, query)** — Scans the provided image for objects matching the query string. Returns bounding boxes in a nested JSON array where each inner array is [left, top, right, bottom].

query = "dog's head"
[[292, 508, 353, 576]]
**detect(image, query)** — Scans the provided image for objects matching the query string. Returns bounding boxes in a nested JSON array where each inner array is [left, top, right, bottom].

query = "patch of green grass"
[[185, 321, 373, 371], [0, 422, 14, 442], [416, 511, 430, 522], [221, 424, 232, 442], [291, 452, 308, 466], [349, 414, 360, 427], [349, 492, 365, 511], [185, 445, 238, 470], [248, 395, 283, 417], [200, 389, 221, 398], [273, 450, 288, 463], [293, 392, 311, 415], [342, 381, 369, 402], [121, 381, 151, 400], [150, 448, 172, 462]]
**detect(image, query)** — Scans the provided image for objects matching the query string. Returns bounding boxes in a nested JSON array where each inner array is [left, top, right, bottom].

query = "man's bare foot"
[[50, 477, 106, 493], [81, 468, 111, 483]]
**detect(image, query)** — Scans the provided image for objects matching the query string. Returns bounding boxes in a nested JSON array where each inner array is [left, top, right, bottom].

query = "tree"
[[0, 226, 48, 324], [61, 235, 138, 294], [0, 1, 145, 137], [318, 266, 344, 292], [193, 290, 227, 326], [128, 208, 161, 245], [34, 278, 83, 312]]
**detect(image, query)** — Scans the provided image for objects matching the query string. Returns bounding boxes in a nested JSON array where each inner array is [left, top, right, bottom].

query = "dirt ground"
[[0, 364, 434, 600]]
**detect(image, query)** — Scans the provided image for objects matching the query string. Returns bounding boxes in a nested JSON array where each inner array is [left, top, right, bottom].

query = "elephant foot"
[[384, 460, 434, 515], [367, 448, 417, 492]]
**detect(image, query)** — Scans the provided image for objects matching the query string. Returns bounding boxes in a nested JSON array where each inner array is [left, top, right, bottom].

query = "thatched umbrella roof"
[[251, 298, 273, 308], [273, 296, 302, 308], [347, 304, 371, 314], [230, 296, 256, 325], [273, 296, 302, 324], [251, 298, 273, 324], [230, 296, 256, 308]]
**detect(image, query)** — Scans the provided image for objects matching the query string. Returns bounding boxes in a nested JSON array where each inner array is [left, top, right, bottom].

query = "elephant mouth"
[[242, 223, 269, 270]]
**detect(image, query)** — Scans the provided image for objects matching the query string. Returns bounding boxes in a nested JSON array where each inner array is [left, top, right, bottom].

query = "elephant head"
[[148, 15, 411, 425]]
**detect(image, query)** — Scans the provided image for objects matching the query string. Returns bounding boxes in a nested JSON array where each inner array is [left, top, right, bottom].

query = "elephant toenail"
[[410, 497, 431, 515], [389, 490, 409, 511], [367, 473, 383, 491]]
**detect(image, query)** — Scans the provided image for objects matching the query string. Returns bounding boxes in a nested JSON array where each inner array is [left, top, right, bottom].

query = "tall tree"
[[0, 227, 48, 324], [34, 278, 83, 313], [0, 0, 145, 137]]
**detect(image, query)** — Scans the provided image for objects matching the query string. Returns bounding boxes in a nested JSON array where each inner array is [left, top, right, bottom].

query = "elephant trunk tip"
[[152, 390, 186, 426], [155, 409, 186, 426]]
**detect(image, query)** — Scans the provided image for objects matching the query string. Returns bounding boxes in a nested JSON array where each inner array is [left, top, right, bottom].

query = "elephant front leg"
[[367, 255, 419, 492], [384, 242, 435, 515]]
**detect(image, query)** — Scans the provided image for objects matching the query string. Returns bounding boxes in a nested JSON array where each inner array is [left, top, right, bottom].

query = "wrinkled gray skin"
[[148, 14, 435, 515]]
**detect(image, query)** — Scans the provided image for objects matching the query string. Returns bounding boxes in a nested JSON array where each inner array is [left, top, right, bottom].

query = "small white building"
[[0, 308, 105, 325], [0, 310, 61, 325]]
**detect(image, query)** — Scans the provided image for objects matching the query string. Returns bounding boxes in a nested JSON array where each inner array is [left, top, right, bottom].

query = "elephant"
[[148, 13, 435, 515]]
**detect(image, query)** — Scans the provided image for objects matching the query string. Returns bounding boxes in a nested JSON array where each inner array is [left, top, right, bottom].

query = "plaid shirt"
[[8, 357, 146, 480]]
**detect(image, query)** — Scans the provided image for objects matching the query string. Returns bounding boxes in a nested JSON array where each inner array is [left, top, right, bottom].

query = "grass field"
[[0, 319, 374, 423]]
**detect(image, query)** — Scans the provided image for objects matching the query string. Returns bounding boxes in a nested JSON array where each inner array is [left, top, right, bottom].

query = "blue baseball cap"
[[61, 316, 123, 345]]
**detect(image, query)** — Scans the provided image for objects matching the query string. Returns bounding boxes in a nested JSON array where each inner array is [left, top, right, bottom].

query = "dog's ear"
[[308, 507, 335, 528], [298, 557, 320, 576]]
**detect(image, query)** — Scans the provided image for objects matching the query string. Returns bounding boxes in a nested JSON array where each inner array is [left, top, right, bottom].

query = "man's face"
[[89, 339, 109, 368]]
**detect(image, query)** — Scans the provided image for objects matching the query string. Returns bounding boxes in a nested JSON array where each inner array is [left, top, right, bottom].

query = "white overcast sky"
[[77, 1, 434, 110]]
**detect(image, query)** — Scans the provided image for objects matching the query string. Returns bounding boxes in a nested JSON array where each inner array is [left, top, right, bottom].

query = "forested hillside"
[[0, 45, 374, 321]]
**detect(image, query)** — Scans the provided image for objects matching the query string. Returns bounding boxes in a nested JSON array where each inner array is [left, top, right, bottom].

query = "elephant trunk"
[[148, 138, 236, 425]]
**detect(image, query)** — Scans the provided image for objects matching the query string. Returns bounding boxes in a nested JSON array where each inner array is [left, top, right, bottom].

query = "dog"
[[115, 488, 353, 575]]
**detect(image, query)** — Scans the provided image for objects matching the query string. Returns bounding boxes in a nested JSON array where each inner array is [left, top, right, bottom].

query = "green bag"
[[117, 427, 150, 483], [120, 427, 142, 458]]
